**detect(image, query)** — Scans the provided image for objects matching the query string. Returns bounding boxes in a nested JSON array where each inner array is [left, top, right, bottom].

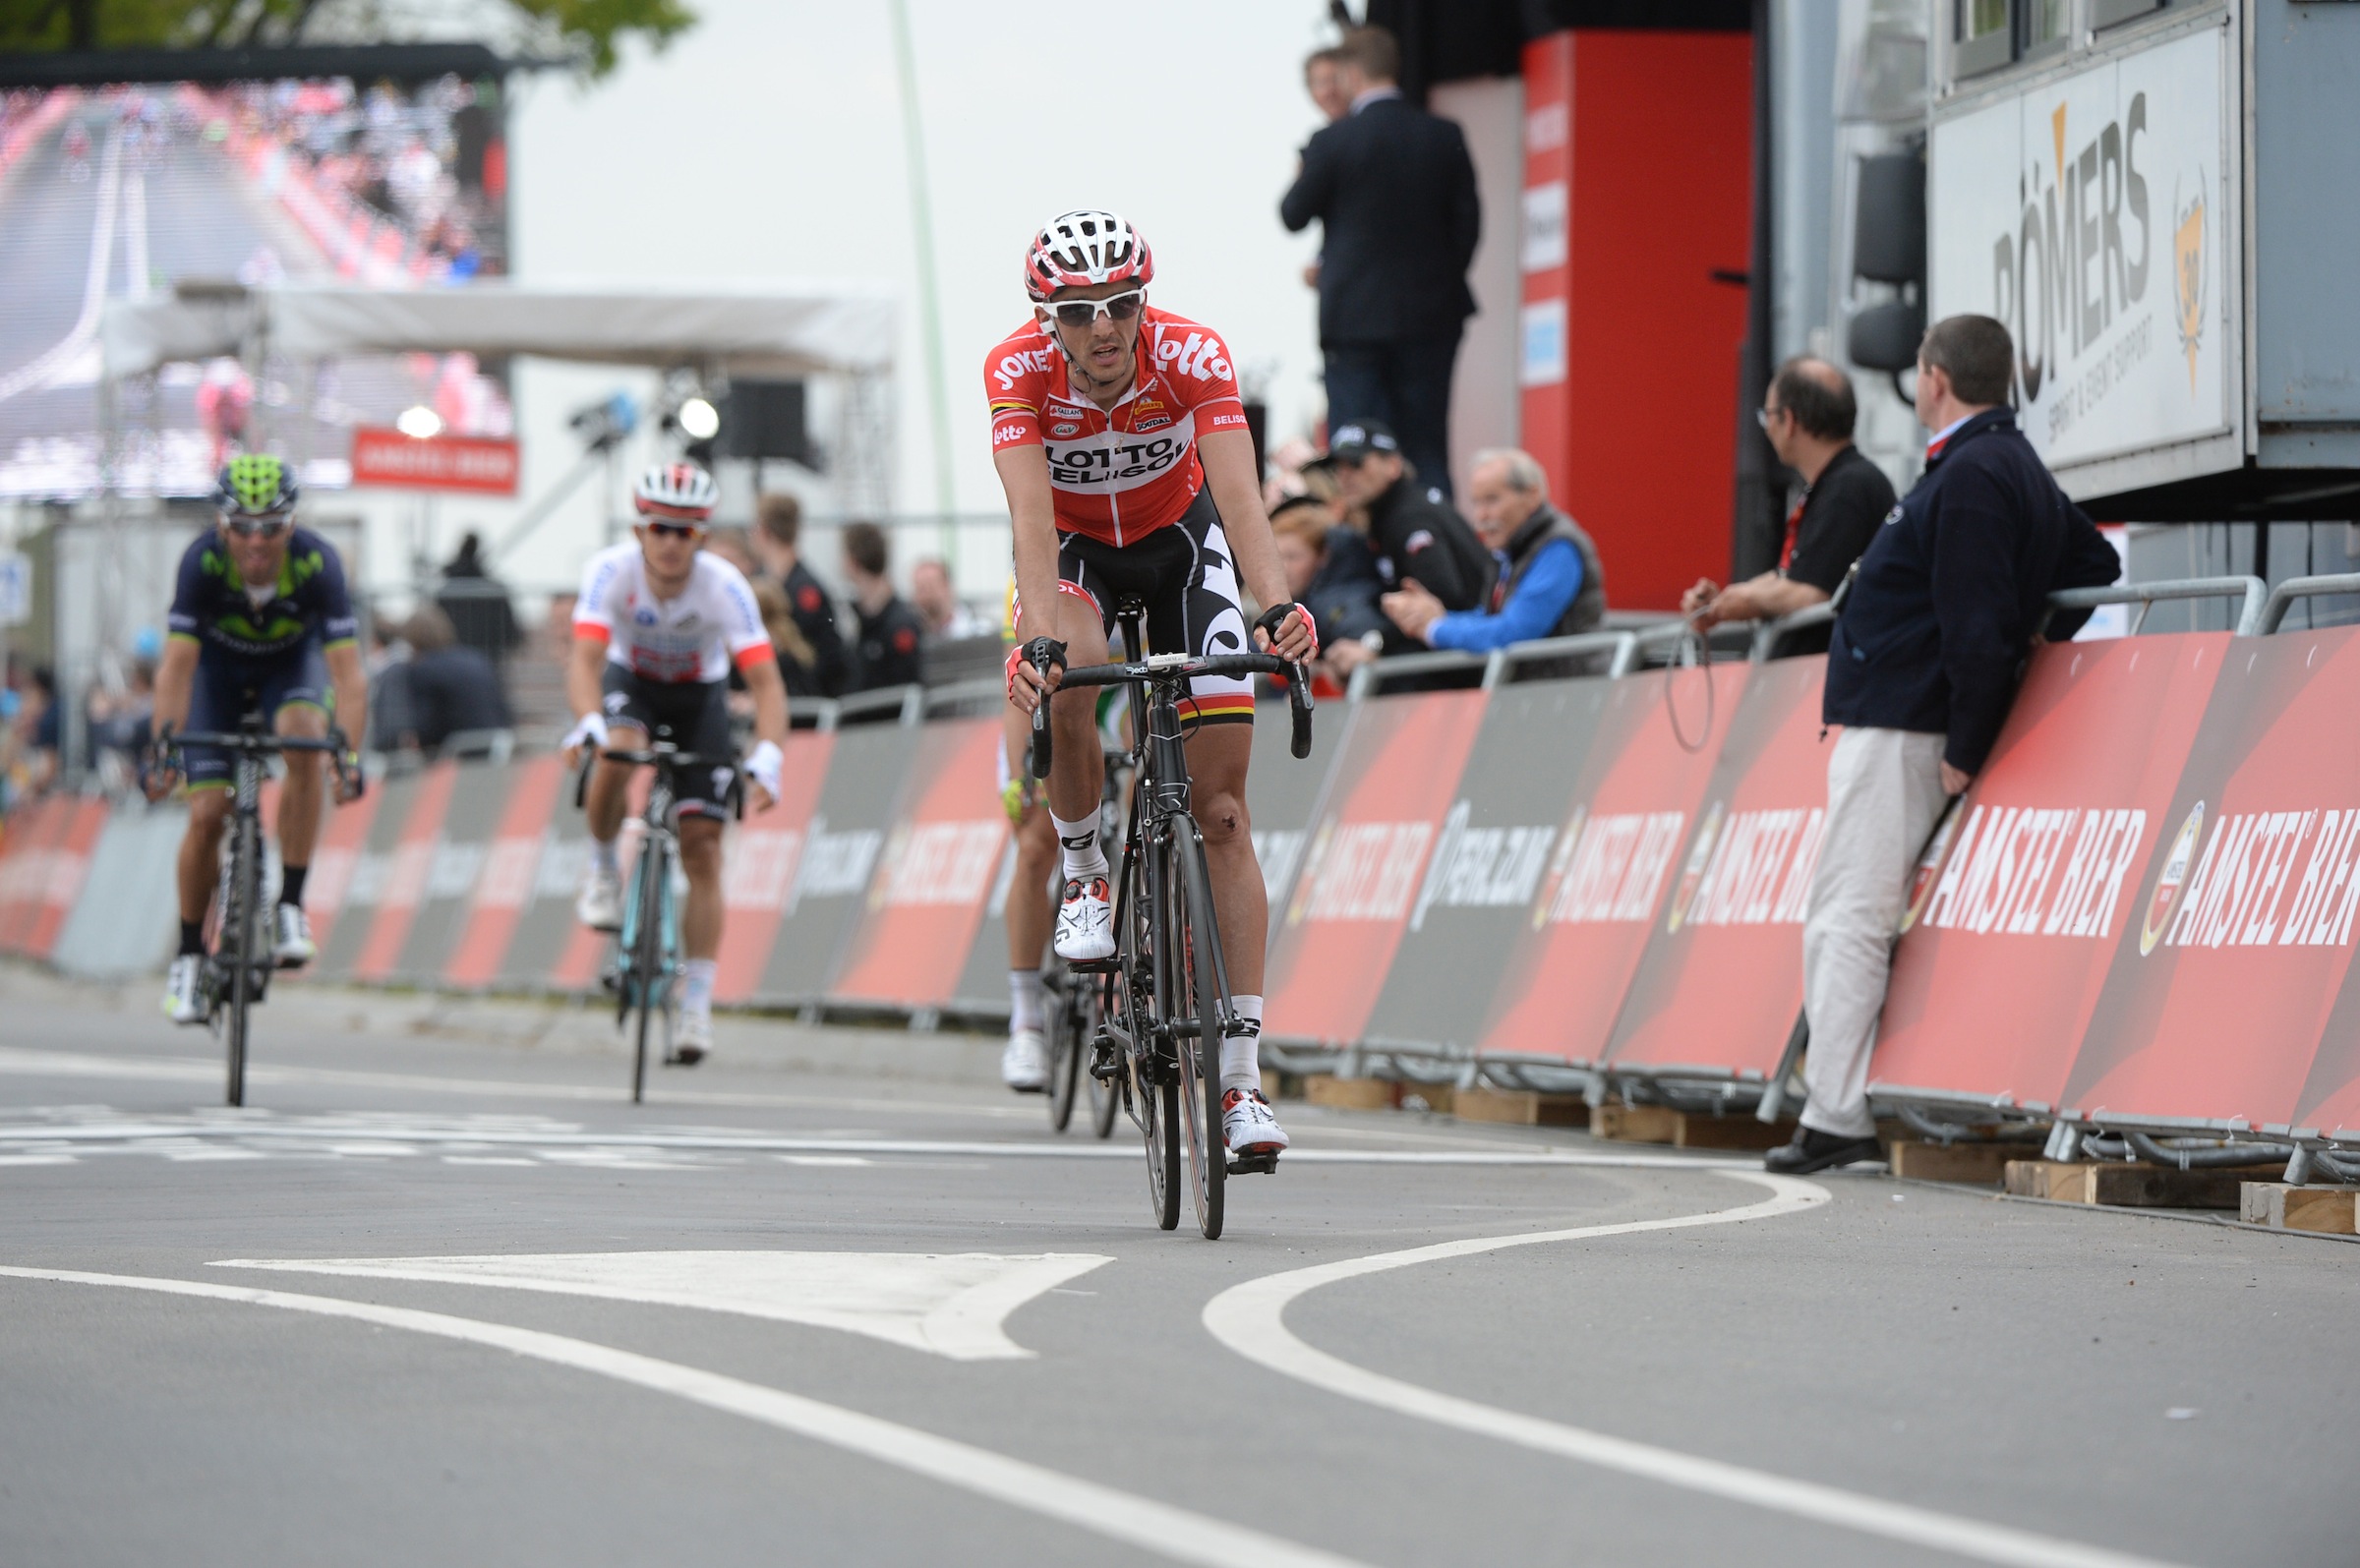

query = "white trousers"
[[1799, 726, 1949, 1137]]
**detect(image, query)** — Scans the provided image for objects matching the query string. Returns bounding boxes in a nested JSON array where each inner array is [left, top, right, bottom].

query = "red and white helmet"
[[1022, 209, 1153, 303], [633, 460, 718, 522]]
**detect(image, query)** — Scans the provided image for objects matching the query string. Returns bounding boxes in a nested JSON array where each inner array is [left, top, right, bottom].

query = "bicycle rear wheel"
[[221, 811, 261, 1108], [1087, 977, 1119, 1139], [1047, 962, 1082, 1132], [628, 843, 667, 1104], [1166, 826, 1228, 1241], [1112, 847, 1179, 1229]]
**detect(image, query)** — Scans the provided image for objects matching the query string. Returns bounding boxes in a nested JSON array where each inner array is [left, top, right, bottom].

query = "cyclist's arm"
[[565, 632, 609, 723], [324, 640, 368, 753], [742, 655, 788, 749], [1199, 429, 1293, 622], [996, 446, 1062, 668], [151, 635, 200, 738]]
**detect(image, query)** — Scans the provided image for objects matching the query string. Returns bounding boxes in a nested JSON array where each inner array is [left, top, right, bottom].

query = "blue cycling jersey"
[[166, 526, 358, 662]]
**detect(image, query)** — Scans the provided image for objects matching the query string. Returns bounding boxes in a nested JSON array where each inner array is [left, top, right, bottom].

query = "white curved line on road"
[[0, 1264, 1372, 1568], [0, 123, 122, 405], [1203, 1172, 2188, 1568]]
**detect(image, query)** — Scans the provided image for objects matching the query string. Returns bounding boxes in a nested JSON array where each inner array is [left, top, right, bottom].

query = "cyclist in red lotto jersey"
[[994, 209, 1318, 1160]]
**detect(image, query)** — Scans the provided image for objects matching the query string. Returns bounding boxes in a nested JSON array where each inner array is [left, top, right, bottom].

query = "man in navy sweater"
[[1768, 315, 2121, 1175]]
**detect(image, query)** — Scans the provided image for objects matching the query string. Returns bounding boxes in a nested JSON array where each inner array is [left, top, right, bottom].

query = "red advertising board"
[[350, 427, 521, 494], [23, 798, 109, 961], [1263, 691, 1489, 1046], [1477, 663, 1747, 1065], [1870, 634, 2228, 1113], [828, 720, 1008, 1008], [2055, 628, 2360, 1132], [714, 730, 835, 1004], [1604, 657, 1831, 1077], [442, 757, 560, 989], [351, 762, 458, 981]]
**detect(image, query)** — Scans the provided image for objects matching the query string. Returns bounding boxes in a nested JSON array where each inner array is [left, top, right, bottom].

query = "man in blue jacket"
[[1768, 315, 2121, 1176]]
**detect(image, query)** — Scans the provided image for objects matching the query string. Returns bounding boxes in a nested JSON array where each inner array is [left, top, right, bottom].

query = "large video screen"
[[0, 75, 513, 502]]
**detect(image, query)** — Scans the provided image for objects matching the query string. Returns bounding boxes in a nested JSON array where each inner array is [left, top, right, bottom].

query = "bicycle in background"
[[163, 714, 357, 1107], [577, 733, 743, 1104]]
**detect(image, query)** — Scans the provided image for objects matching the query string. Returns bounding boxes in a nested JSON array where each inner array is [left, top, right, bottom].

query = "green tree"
[[0, 0, 696, 76]]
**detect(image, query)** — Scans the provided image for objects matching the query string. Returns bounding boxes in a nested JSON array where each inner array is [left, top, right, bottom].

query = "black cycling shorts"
[[183, 642, 330, 788], [599, 665, 737, 818], [1054, 486, 1254, 725]]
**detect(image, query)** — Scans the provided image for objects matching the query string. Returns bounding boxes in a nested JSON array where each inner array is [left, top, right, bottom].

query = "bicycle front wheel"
[[628, 843, 668, 1105], [1112, 845, 1179, 1230], [221, 811, 261, 1108], [1046, 962, 1081, 1132], [1165, 826, 1229, 1241]]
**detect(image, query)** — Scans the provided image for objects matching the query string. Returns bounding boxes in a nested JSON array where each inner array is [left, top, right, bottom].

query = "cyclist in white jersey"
[[562, 462, 790, 1064]]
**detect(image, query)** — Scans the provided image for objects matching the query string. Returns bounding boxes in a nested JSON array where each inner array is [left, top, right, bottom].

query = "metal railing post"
[[2256, 572, 2360, 635]]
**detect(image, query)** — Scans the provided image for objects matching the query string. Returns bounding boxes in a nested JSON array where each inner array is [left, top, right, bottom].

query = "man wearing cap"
[[1381, 446, 1605, 654], [1324, 419, 1491, 667]]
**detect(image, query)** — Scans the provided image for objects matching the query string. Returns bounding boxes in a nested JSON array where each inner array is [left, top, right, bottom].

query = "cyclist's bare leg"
[[1181, 722, 1263, 996], [1001, 650, 1057, 969], [582, 722, 648, 844], [1042, 597, 1112, 826], [178, 788, 232, 925], [272, 703, 329, 870], [677, 815, 725, 961]]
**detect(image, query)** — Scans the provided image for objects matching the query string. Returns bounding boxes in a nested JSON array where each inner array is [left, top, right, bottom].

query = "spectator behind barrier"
[[436, 531, 520, 668], [1323, 419, 1491, 678], [1682, 357, 1898, 656], [1381, 447, 1605, 655], [1303, 45, 1350, 125], [1767, 314, 2123, 1179], [1279, 25, 1481, 496], [704, 526, 761, 583], [754, 492, 849, 699], [398, 604, 511, 756], [841, 521, 926, 694], [1270, 495, 1385, 690], [912, 557, 989, 640]]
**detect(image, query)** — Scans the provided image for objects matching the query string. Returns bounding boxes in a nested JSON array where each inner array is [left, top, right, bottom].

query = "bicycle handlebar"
[[165, 726, 361, 796], [1042, 651, 1316, 762], [573, 744, 745, 820]]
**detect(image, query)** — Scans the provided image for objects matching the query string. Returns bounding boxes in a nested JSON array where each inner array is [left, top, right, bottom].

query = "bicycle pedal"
[[1066, 956, 1121, 974], [1225, 1152, 1280, 1177]]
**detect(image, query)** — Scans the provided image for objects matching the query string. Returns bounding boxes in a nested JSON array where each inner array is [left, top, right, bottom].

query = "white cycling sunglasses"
[[1042, 289, 1147, 330]]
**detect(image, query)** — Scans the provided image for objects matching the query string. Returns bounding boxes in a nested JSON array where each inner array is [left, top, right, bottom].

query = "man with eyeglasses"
[[148, 453, 369, 1023], [992, 208, 1318, 1159], [563, 460, 790, 1066]]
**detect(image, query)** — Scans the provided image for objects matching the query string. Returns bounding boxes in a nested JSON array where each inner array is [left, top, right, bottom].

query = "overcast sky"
[[489, 0, 1340, 592]]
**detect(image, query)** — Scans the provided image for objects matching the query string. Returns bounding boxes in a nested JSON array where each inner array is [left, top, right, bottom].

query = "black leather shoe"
[[1764, 1128, 1884, 1175]]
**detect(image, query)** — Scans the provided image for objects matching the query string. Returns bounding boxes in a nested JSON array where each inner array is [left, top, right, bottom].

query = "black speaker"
[[1849, 297, 1926, 373], [722, 379, 814, 467], [1853, 152, 1925, 285]]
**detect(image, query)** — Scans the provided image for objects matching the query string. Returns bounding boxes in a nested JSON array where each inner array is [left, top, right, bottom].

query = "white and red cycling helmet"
[[1023, 209, 1153, 303], [633, 460, 718, 523]]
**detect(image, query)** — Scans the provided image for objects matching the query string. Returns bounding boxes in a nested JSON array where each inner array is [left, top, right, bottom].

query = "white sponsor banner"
[[1928, 25, 2228, 471]]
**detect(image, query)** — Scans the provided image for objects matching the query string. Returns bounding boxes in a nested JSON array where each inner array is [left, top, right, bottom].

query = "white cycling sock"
[[1220, 994, 1265, 1093], [1008, 968, 1044, 1034], [681, 958, 717, 1018], [592, 838, 620, 875], [1050, 811, 1107, 882]]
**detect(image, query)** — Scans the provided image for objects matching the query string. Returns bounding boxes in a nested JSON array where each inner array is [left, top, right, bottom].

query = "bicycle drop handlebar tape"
[[1055, 652, 1316, 758], [1025, 641, 1065, 782]]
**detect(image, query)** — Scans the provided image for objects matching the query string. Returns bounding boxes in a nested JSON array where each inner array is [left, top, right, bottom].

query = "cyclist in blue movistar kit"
[[147, 454, 368, 1023]]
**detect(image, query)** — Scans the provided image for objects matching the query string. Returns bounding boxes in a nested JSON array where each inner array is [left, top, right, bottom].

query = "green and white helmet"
[[215, 452, 299, 518]]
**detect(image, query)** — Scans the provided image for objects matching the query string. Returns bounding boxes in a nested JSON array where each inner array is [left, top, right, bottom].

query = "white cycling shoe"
[[669, 1010, 711, 1067], [1001, 1027, 1050, 1093], [576, 863, 623, 932], [1221, 1086, 1290, 1156], [1052, 873, 1115, 962], [272, 904, 316, 968], [162, 955, 208, 1025]]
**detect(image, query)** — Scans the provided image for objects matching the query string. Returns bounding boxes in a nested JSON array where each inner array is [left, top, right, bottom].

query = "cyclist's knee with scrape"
[[1192, 786, 1250, 849]]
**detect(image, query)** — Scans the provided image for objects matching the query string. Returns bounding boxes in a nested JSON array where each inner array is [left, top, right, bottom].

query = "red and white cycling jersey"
[[984, 306, 1252, 548], [571, 542, 772, 684]]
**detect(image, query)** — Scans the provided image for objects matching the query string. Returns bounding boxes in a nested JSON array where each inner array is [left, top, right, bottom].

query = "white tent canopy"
[[101, 279, 897, 380]]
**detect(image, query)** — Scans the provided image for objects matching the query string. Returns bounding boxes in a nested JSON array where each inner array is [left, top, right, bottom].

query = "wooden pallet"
[[1589, 1104, 1790, 1149], [2006, 1159, 2285, 1209], [2239, 1183, 2359, 1234], [1452, 1086, 1587, 1128], [1887, 1140, 2045, 1184], [1303, 1075, 1398, 1112]]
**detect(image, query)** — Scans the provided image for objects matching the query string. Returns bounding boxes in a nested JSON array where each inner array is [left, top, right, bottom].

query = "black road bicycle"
[[168, 715, 356, 1108], [576, 734, 742, 1104], [1031, 608, 1311, 1239]]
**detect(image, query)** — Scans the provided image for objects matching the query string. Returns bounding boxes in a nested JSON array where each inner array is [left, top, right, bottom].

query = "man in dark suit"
[[1280, 26, 1481, 496]]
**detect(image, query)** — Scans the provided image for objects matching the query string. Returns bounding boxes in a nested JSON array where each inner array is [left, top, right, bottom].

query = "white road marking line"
[[0, 1265, 1369, 1568], [0, 1045, 1037, 1120], [1203, 1172, 2187, 1568], [782, 1154, 873, 1167], [441, 1156, 535, 1167], [0, 1153, 75, 1166], [211, 1250, 1112, 1362]]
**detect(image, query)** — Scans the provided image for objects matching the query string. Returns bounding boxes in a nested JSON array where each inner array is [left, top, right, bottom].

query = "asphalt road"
[[0, 968, 2350, 1568]]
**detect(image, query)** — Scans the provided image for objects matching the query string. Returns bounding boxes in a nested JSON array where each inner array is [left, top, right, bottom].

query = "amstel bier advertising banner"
[[1871, 633, 2228, 1111], [1604, 656, 1831, 1078]]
